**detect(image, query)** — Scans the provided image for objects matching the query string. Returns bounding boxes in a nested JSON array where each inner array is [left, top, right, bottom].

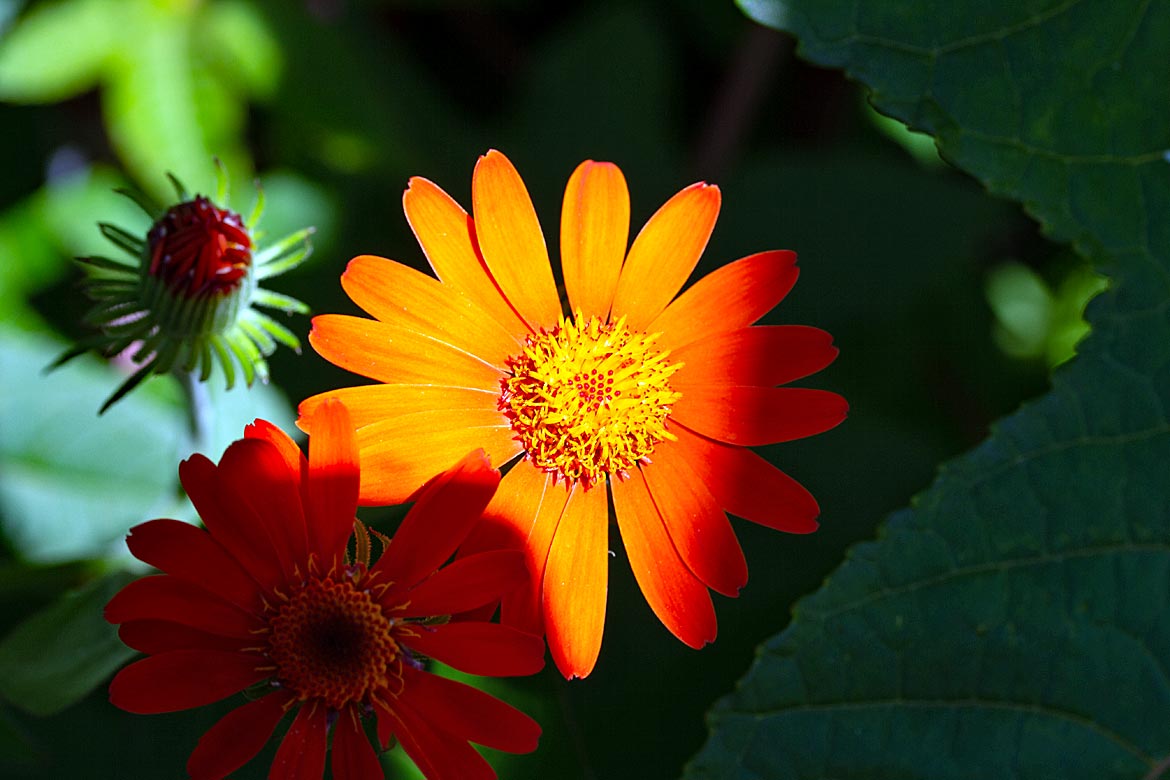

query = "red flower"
[[105, 400, 543, 780]]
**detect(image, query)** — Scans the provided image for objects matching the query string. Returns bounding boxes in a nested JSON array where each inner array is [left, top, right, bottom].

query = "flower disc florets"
[[51, 167, 314, 412], [500, 312, 683, 486], [267, 569, 402, 709]]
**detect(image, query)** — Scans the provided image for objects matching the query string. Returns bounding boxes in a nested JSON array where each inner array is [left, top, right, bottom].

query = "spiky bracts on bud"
[[52, 167, 313, 413]]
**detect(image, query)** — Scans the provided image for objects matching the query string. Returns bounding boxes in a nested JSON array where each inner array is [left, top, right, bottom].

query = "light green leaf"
[[196, 0, 282, 99], [687, 1, 1170, 778], [0, 571, 135, 716], [0, 327, 295, 564], [103, 2, 216, 199], [0, 0, 119, 102]]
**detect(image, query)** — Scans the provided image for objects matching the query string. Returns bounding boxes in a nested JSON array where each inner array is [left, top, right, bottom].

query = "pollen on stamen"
[[500, 311, 683, 487]]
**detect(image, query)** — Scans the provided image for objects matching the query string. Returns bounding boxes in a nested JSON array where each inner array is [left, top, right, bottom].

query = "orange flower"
[[302, 150, 847, 678], [106, 400, 543, 780]]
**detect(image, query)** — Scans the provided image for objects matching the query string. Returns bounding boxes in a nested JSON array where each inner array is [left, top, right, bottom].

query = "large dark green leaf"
[[0, 571, 135, 717], [687, 1, 1170, 778]]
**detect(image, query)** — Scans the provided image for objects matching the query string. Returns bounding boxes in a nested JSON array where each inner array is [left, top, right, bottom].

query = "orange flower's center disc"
[[267, 576, 399, 709], [501, 313, 682, 486]]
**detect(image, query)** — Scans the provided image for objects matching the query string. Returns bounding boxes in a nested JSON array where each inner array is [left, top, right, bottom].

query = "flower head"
[[302, 150, 847, 678], [105, 400, 544, 780], [53, 168, 313, 412]]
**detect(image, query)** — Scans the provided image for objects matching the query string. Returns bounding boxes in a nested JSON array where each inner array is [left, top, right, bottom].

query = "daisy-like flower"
[[105, 400, 544, 780], [302, 150, 847, 678], [52, 168, 312, 412]]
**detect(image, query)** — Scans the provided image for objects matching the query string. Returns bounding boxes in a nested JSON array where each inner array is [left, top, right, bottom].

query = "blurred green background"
[[0, 0, 1100, 777]]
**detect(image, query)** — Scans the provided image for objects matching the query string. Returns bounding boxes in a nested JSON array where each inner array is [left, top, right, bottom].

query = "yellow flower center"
[[267, 575, 400, 709], [501, 313, 683, 486]]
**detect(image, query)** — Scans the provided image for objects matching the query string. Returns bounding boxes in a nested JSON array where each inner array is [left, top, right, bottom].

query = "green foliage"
[[0, 327, 295, 564], [0, 0, 281, 198], [0, 571, 135, 717], [687, 1, 1170, 778]]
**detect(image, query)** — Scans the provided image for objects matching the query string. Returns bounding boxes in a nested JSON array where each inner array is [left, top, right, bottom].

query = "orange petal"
[[611, 182, 720, 330], [309, 314, 503, 390], [403, 176, 530, 337], [471, 150, 562, 330], [560, 160, 629, 320], [670, 325, 839, 388], [354, 409, 521, 505], [611, 468, 716, 648], [300, 384, 498, 433], [542, 483, 608, 679], [304, 399, 360, 559], [641, 444, 747, 597], [670, 423, 819, 533], [671, 386, 848, 446], [342, 254, 521, 369], [465, 459, 569, 637], [649, 250, 799, 351]]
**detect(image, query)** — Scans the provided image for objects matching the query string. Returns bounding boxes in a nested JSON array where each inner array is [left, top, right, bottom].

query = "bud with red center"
[[147, 195, 252, 299], [52, 167, 313, 413]]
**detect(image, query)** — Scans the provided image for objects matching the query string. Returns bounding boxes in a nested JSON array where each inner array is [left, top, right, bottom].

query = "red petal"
[[377, 698, 496, 780], [670, 326, 838, 388], [611, 182, 721, 330], [641, 444, 747, 597], [542, 484, 609, 679], [398, 666, 540, 753], [611, 469, 717, 648], [216, 438, 308, 583], [402, 622, 545, 677], [472, 150, 562, 330], [396, 550, 528, 619], [179, 454, 283, 590], [244, 419, 306, 475], [118, 620, 246, 655], [671, 386, 848, 446], [671, 424, 820, 533], [649, 250, 799, 351], [108, 650, 267, 714], [124, 519, 260, 612], [374, 450, 500, 594], [105, 575, 260, 638], [331, 707, 383, 780], [305, 398, 360, 560], [270, 701, 328, 780], [187, 691, 293, 780]]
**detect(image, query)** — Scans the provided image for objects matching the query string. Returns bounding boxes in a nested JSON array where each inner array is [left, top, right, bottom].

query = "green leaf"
[[0, 327, 295, 564], [0, 571, 135, 716], [196, 0, 283, 99], [687, 1, 1170, 778], [104, 2, 217, 199], [0, 0, 119, 102]]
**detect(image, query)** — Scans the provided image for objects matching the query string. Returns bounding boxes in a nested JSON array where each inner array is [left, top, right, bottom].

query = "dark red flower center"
[[267, 576, 401, 709], [147, 196, 252, 299]]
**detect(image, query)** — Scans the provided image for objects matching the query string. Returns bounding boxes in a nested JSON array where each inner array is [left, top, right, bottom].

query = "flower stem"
[[177, 369, 213, 453]]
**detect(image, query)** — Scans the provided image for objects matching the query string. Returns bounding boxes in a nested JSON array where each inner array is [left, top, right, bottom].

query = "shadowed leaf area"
[[687, 1, 1170, 778]]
